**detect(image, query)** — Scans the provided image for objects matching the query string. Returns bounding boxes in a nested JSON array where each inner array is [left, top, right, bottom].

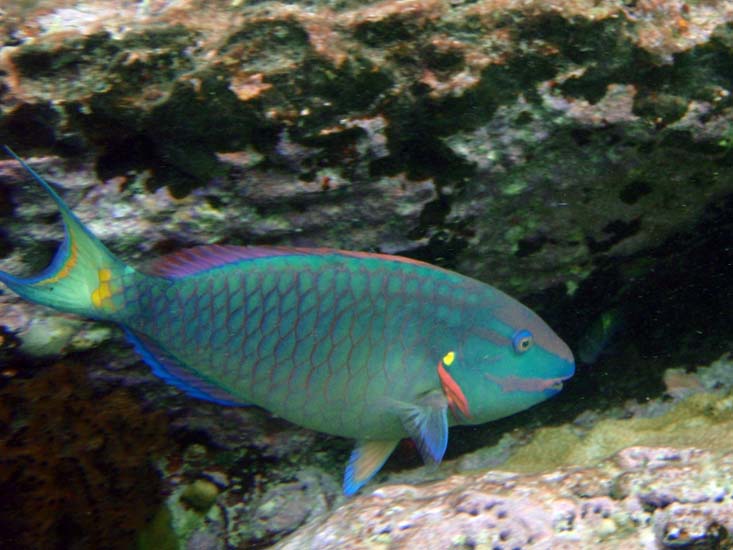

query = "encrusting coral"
[[0, 362, 170, 549]]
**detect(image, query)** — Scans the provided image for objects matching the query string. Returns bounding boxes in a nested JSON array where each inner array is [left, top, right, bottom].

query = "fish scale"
[[125, 259, 436, 437], [0, 148, 574, 494]]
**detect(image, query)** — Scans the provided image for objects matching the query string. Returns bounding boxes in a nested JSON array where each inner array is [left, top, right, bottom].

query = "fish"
[[576, 307, 624, 364], [0, 148, 575, 495]]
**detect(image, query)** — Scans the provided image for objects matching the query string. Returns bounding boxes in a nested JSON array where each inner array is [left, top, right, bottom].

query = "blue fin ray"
[[344, 439, 399, 496], [397, 390, 449, 467], [124, 328, 246, 406]]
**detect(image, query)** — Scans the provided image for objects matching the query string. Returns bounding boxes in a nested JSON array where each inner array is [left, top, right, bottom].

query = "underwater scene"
[[0, 0, 732, 548]]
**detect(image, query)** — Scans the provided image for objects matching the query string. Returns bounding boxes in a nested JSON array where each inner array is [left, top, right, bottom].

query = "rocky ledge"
[[278, 445, 733, 550]]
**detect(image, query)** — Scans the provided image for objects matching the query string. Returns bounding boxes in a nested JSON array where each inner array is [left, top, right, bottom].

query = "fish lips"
[[544, 360, 576, 394], [544, 379, 566, 395]]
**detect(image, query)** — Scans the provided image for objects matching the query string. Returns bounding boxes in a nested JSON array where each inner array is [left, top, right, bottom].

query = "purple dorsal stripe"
[[148, 245, 307, 277], [147, 244, 441, 278]]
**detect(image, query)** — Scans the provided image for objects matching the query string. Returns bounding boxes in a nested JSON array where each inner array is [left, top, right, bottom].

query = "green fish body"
[[0, 149, 574, 494]]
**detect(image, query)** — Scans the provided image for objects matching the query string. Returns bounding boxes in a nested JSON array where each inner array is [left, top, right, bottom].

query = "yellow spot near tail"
[[91, 268, 115, 310], [443, 351, 455, 367]]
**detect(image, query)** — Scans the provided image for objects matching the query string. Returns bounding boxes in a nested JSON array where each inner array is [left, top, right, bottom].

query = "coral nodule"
[[0, 362, 170, 550]]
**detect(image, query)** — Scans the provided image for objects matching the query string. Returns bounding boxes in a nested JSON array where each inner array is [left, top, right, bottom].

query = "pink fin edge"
[[148, 244, 445, 278]]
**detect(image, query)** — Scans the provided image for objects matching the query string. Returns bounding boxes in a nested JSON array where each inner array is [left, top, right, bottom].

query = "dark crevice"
[[0, 103, 59, 152], [619, 179, 653, 204], [515, 234, 549, 257], [0, 228, 13, 259], [587, 218, 642, 253], [95, 135, 159, 183], [0, 184, 14, 217]]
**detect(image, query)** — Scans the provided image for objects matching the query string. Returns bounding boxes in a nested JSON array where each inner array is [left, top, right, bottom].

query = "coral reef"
[[504, 385, 733, 474], [0, 362, 169, 550]]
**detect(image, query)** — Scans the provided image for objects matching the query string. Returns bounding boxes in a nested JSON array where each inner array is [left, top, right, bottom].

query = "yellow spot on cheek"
[[443, 351, 455, 367]]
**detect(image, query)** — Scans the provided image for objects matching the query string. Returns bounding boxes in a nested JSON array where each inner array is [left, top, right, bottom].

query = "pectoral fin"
[[344, 392, 450, 495], [397, 390, 449, 467], [344, 439, 399, 496]]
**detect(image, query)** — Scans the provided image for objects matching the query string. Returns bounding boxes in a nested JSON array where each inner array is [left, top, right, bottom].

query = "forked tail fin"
[[0, 147, 130, 319]]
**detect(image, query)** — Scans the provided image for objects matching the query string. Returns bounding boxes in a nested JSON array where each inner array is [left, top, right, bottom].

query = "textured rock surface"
[[1, 0, 732, 297], [0, 362, 169, 550], [277, 446, 733, 549]]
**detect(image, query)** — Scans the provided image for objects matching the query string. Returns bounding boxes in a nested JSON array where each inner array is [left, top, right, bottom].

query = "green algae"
[[164, 483, 223, 547], [180, 479, 220, 513], [138, 505, 178, 550], [502, 391, 733, 473]]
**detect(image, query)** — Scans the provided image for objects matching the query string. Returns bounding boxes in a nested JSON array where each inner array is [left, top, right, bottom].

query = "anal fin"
[[124, 328, 246, 406], [343, 439, 399, 496]]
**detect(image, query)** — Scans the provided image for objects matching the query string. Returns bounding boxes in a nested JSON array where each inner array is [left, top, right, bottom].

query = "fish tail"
[[0, 147, 130, 319]]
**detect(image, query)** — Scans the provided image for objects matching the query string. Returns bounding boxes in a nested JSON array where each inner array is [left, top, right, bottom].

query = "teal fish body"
[[0, 149, 575, 494]]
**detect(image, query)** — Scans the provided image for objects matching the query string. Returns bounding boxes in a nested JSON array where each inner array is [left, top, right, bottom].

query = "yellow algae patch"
[[500, 392, 733, 474]]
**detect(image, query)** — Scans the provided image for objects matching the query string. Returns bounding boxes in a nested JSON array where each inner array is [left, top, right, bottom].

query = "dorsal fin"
[[148, 244, 441, 279], [147, 245, 307, 278]]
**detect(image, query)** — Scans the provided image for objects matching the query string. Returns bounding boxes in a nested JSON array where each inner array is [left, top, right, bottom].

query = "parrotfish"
[[0, 148, 575, 495], [576, 307, 624, 364]]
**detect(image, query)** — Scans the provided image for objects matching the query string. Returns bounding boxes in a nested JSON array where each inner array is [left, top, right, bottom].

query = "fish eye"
[[512, 329, 533, 354]]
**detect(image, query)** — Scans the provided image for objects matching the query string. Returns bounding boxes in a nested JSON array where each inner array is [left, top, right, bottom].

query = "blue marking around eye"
[[512, 329, 534, 353]]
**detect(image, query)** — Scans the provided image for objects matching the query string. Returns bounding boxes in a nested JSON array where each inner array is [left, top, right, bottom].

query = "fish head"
[[439, 291, 575, 424]]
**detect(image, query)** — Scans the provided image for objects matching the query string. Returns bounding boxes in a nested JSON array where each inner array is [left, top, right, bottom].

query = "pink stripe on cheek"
[[485, 373, 563, 393]]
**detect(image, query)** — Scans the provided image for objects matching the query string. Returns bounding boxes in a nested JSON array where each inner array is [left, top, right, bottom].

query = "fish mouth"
[[546, 366, 576, 393], [485, 373, 570, 394], [540, 377, 566, 394]]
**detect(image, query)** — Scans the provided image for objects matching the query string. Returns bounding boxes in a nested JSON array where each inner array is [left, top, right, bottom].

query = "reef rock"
[[277, 445, 733, 550], [1, 0, 732, 299]]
